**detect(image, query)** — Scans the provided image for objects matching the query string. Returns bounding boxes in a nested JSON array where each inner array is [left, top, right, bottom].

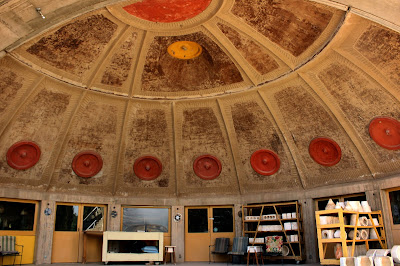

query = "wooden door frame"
[[385, 187, 400, 230], [52, 202, 107, 263], [184, 205, 234, 262], [52, 203, 81, 263], [54, 202, 108, 231]]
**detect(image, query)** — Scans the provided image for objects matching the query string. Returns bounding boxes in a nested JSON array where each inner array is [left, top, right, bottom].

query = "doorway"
[[51, 203, 106, 263], [184, 206, 234, 262], [386, 188, 400, 245]]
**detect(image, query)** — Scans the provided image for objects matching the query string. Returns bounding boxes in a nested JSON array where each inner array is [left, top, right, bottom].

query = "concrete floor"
[[27, 263, 321, 266]]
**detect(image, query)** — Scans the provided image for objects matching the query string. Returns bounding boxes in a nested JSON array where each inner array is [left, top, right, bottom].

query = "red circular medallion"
[[369, 117, 400, 150], [134, 156, 162, 181], [7, 141, 41, 170], [193, 155, 222, 180], [250, 149, 280, 176], [72, 151, 103, 178], [123, 0, 212, 23], [309, 138, 341, 166]]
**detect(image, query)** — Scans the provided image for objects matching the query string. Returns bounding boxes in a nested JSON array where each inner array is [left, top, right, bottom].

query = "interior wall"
[[1, 175, 399, 264]]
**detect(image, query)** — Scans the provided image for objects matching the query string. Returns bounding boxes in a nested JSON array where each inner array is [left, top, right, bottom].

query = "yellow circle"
[[167, 41, 202, 59]]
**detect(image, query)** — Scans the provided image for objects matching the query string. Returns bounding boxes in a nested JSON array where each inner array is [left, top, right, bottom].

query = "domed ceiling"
[[0, 0, 400, 200]]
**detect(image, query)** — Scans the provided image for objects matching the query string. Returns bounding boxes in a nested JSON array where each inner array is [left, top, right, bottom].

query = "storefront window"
[[122, 207, 169, 232], [389, 190, 400, 224], [0, 200, 36, 231]]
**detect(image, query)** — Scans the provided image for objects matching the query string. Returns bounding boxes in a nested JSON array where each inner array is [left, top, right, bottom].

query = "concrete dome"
[[0, 0, 399, 206]]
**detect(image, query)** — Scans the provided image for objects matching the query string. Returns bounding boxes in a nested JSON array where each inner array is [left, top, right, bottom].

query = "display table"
[[102, 231, 163, 264]]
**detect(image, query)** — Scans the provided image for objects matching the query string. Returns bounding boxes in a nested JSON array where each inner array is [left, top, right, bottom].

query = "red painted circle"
[[250, 150, 280, 176], [72, 151, 103, 178], [123, 0, 212, 23], [309, 138, 342, 166], [134, 156, 162, 181], [193, 155, 222, 180], [369, 117, 400, 150], [6, 141, 41, 170]]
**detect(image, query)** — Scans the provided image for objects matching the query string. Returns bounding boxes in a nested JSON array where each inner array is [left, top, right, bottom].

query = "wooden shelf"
[[345, 238, 385, 243], [244, 218, 302, 223], [242, 201, 305, 262], [245, 230, 303, 234], [318, 224, 383, 229], [317, 224, 341, 229], [317, 209, 378, 215], [320, 258, 341, 265], [315, 209, 387, 265], [319, 238, 386, 243], [344, 225, 383, 228]]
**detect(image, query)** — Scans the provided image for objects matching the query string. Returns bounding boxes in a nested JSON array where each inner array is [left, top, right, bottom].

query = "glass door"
[[184, 206, 234, 262], [51, 203, 106, 263], [185, 207, 210, 261], [210, 207, 234, 252], [52, 204, 80, 263]]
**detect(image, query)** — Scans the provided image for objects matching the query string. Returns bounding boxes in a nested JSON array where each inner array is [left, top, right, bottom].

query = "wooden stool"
[[164, 246, 176, 265], [247, 246, 263, 266]]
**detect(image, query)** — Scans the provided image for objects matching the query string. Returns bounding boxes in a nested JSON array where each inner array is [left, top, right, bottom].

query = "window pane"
[[389, 190, 400, 224], [83, 206, 104, 231], [188, 208, 208, 233], [123, 208, 169, 232], [343, 195, 366, 202], [0, 201, 36, 231], [213, 208, 233, 233], [55, 205, 79, 231]]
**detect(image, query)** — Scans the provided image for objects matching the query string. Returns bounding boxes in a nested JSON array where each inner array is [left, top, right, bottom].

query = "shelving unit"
[[315, 209, 387, 265], [242, 201, 305, 262]]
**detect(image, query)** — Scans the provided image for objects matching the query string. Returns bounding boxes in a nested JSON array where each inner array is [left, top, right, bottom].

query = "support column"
[[171, 206, 184, 263], [35, 200, 56, 264], [380, 189, 394, 248], [366, 189, 383, 212], [107, 204, 121, 231], [234, 204, 242, 237], [300, 198, 318, 263]]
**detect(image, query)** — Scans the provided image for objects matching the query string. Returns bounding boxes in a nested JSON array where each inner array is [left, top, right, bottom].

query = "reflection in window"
[[389, 190, 400, 224], [0, 201, 36, 231], [83, 206, 104, 231], [123, 208, 169, 232], [213, 208, 233, 233], [55, 205, 79, 231], [188, 208, 208, 233]]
